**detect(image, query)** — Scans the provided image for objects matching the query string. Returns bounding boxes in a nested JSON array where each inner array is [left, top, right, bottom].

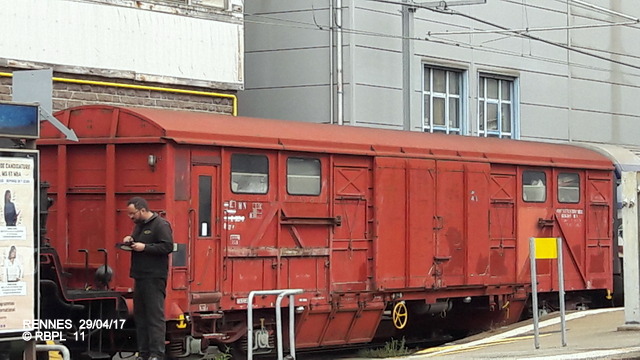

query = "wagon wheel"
[[392, 301, 408, 330]]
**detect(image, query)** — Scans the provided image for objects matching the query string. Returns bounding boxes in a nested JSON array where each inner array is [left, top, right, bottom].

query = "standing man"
[[123, 197, 173, 360]]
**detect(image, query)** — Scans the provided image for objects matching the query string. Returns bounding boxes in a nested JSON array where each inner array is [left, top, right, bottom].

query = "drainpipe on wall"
[[402, 1, 414, 131], [330, 0, 334, 124], [336, 0, 344, 125]]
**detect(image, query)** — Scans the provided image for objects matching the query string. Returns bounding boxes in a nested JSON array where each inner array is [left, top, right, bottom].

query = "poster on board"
[[0, 156, 35, 333]]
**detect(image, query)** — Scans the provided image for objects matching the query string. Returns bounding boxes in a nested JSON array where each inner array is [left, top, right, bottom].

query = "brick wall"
[[0, 70, 234, 115]]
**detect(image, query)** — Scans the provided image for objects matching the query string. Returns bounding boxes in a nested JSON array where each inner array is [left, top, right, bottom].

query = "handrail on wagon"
[[247, 289, 303, 360]]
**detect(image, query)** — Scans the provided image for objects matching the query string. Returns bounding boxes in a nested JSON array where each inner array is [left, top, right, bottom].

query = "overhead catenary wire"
[[246, 1, 640, 35], [243, 16, 640, 79], [425, 20, 639, 36], [433, 7, 640, 71], [363, 0, 640, 23], [244, 0, 640, 74], [509, 0, 639, 25], [361, 0, 640, 71], [570, 0, 639, 22]]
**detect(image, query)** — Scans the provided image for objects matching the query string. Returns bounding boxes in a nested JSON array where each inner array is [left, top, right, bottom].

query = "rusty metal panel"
[[585, 171, 613, 289], [373, 157, 407, 290], [279, 151, 331, 255], [553, 170, 587, 291], [222, 199, 278, 295], [67, 145, 106, 192], [283, 258, 327, 291], [407, 159, 436, 288], [228, 259, 275, 295], [435, 161, 466, 286], [298, 305, 382, 347], [331, 245, 369, 292], [464, 162, 491, 285], [39, 146, 58, 194], [374, 157, 436, 290], [66, 109, 115, 139], [332, 160, 372, 292], [489, 165, 517, 284], [280, 213, 331, 249], [66, 194, 106, 266], [116, 110, 165, 138], [346, 307, 384, 343], [516, 168, 554, 288], [114, 144, 166, 193], [174, 148, 190, 201], [296, 311, 330, 348], [320, 311, 356, 345]]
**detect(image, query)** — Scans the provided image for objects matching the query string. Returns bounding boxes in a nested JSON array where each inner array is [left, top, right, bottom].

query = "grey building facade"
[[241, 1, 640, 146]]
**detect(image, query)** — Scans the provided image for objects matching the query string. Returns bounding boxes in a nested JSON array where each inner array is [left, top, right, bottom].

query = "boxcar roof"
[[43, 105, 612, 170]]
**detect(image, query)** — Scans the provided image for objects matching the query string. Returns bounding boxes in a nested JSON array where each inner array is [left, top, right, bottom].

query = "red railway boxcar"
[[38, 105, 614, 359]]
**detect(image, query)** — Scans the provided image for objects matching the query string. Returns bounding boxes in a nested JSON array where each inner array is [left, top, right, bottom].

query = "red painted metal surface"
[[41, 106, 613, 170], [38, 105, 615, 355]]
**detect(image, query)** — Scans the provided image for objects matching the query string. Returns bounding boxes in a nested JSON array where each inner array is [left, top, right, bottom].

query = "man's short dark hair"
[[127, 197, 149, 211]]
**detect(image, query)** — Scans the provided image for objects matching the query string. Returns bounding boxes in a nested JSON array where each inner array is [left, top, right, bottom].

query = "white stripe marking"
[[523, 347, 640, 360], [416, 308, 621, 358]]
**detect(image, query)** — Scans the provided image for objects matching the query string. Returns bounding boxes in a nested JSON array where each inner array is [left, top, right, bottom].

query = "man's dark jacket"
[[129, 213, 173, 279]]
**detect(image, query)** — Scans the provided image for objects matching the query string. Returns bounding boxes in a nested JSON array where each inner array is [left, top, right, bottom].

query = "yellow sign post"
[[530, 237, 566, 349]]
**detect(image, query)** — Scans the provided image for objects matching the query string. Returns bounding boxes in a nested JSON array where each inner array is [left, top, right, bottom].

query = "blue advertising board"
[[0, 103, 39, 139]]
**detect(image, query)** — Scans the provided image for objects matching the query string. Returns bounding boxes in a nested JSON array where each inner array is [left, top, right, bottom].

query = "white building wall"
[[1, 0, 244, 89], [241, 0, 640, 146]]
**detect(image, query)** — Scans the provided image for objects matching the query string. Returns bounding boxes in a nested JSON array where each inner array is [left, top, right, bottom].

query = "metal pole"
[[275, 295, 284, 360], [289, 294, 297, 360], [329, 0, 334, 124], [336, 0, 344, 125], [275, 290, 303, 360], [247, 289, 303, 360], [557, 237, 567, 346], [247, 292, 256, 360], [530, 237, 540, 349], [401, 0, 414, 131]]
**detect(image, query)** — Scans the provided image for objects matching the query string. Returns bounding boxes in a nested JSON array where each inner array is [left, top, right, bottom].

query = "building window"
[[478, 75, 516, 138], [423, 66, 463, 134]]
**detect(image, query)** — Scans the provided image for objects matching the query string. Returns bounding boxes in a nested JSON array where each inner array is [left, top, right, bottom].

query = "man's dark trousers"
[[134, 278, 167, 359]]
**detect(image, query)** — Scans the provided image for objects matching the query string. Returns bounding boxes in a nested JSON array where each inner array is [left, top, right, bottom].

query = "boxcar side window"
[[231, 154, 269, 194], [199, 175, 212, 237], [287, 157, 321, 196], [558, 173, 580, 203], [523, 171, 546, 202]]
